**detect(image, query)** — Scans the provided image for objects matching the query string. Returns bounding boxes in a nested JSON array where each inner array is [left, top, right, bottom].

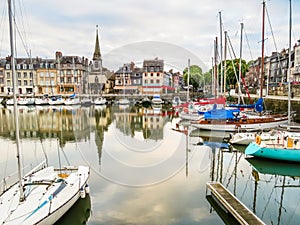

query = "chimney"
[[55, 51, 62, 61]]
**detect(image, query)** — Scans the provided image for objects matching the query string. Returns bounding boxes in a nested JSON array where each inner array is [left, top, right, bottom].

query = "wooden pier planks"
[[206, 181, 265, 225]]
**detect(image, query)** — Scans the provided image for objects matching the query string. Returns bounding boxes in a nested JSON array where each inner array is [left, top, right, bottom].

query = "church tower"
[[88, 25, 107, 94], [92, 25, 102, 73]]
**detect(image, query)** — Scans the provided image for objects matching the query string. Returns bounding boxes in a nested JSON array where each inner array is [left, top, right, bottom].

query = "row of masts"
[[211, 1, 292, 127]]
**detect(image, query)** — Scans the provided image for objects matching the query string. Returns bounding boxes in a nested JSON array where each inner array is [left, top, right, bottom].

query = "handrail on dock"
[[206, 181, 265, 225]]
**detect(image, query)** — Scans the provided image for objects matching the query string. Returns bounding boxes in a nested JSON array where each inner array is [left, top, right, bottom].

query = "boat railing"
[[0, 160, 47, 195]]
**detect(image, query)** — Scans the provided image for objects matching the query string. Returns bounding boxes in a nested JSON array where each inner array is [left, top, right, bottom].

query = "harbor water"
[[0, 104, 299, 225]]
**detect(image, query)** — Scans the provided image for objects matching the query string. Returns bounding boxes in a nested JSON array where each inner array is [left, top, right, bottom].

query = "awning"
[[113, 86, 139, 90]]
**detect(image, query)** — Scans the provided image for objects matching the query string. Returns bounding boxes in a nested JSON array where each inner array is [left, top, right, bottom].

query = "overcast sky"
[[0, 0, 299, 72]]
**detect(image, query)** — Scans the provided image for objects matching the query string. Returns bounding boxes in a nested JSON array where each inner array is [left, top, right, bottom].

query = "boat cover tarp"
[[204, 108, 240, 120], [228, 98, 264, 113]]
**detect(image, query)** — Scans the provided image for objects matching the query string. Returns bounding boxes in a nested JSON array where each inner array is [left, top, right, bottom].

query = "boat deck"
[[206, 181, 265, 225]]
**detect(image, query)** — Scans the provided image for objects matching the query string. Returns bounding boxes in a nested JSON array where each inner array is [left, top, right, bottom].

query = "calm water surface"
[[0, 104, 299, 225]]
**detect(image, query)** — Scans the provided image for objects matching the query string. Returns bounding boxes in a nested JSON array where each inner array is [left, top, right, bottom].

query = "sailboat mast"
[[260, 1, 266, 98], [219, 11, 223, 95], [287, 0, 292, 127], [187, 58, 190, 102], [224, 31, 227, 94], [238, 23, 244, 104], [214, 37, 218, 97], [7, 0, 25, 201]]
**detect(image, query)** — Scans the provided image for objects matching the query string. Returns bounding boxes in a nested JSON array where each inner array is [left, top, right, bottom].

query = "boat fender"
[[80, 187, 86, 199], [85, 184, 90, 194], [255, 135, 261, 145]]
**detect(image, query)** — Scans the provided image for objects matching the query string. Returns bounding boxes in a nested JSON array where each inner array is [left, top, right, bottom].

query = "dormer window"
[[23, 64, 27, 69], [5, 64, 10, 70], [16, 64, 20, 69]]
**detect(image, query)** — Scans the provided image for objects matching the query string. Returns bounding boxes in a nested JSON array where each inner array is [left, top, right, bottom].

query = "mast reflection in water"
[[0, 105, 299, 225]]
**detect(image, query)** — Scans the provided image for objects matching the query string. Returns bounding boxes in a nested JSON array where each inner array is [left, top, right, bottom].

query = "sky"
[[0, 0, 299, 72]]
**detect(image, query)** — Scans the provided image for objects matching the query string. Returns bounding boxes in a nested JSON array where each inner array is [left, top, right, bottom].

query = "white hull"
[[179, 111, 203, 121], [192, 118, 288, 132], [64, 98, 81, 105], [49, 98, 65, 105], [0, 164, 90, 225], [35, 98, 49, 105], [230, 132, 277, 145], [118, 98, 130, 105], [94, 97, 107, 105]]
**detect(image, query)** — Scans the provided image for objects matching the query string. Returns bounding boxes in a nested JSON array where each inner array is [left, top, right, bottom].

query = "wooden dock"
[[206, 181, 265, 225]]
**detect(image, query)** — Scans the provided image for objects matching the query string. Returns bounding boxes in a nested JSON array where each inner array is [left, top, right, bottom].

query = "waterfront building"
[[114, 62, 134, 94], [131, 66, 143, 94], [36, 58, 57, 95], [0, 59, 5, 94], [4, 56, 36, 95], [162, 70, 175, 93], [56, 51, 88, 95], [292, 40, 300, 96], [142, 58, 164, 95]]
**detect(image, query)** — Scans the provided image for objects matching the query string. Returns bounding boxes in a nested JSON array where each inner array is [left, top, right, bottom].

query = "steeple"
[[93, 25, 102, 60]]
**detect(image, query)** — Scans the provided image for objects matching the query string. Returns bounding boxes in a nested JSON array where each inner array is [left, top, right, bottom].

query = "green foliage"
[[220, 59, 248, 87], [183, 65, 204, 90]]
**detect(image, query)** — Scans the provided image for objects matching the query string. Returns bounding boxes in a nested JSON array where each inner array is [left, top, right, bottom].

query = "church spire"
[[93, 25, 101, 60]]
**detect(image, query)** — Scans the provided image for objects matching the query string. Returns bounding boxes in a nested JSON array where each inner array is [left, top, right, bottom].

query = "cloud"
[[0, 0, 299, 71]]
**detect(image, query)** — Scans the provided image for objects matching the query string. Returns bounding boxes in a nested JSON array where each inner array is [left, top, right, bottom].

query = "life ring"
[[255, 135, 261, 145]]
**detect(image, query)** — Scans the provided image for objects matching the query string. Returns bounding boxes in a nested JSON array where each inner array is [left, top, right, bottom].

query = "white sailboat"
[[0, 1, 90, 224]]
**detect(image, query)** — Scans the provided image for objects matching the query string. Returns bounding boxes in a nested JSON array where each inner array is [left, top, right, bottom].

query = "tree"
[[220, 59, 248, 89], [183, 65, 203, 91]]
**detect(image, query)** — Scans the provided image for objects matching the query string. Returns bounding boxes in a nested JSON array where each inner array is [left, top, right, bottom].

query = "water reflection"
[[55, 195, 91, 225], [0, 105, 300, 224]]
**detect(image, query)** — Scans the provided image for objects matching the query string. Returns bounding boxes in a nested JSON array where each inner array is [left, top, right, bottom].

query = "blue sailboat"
[[245, 137, 300, 162]]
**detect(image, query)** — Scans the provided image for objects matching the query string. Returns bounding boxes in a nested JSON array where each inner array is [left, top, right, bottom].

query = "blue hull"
[[245, 142, 300, 162]]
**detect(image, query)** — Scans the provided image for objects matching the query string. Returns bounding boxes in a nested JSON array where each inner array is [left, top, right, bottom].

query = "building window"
[[29, 64, 33, 69], [18, 80, 21, 85], [150, 80, 154, 84], [156, 79, 160, 84], [30, 72, 33, 78], [157, 73, 160, 77], [60, 78, 64, 83], [5, 64, 10, 69], [6, 72, 10, 78], [16, 64, 20, 69], [151, 73, 153, 77], [95, 76, 99, 83], [23, 64, 27, 69], [67, 78, 71, 83], [24, 80, 28, 85], [30, 80, 33, 86], [24, 72, 27, 78], [17, 72, 21, 78]]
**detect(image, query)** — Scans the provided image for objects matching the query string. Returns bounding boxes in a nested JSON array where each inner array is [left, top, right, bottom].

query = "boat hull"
[[0, 165, 90, 225], [192, 117, 288, 132], [245, 142, 300, 162]]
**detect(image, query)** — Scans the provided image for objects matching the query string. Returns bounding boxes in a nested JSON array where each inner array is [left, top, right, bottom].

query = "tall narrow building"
[[88, 25, 107, 94]]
